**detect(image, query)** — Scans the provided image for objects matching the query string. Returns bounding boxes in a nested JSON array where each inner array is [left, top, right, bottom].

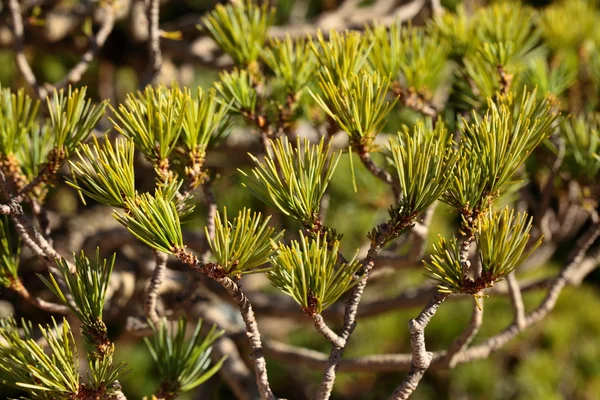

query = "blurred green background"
[[2, 0, 600, 399]]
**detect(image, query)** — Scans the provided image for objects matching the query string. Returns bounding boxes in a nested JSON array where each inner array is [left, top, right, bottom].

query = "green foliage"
[[268, 232, 361, 314], [0, 86, 39, 155], [0, 216, 20, 288], [181, 87, 232, 154], [214, 68, 258, 115], [67, 136, 136, 208], [476, 207, 540, 283], [241, 137, 341, 224], [475, 2, 538, 64], [144, 317, 226, 397], [47, 86, 106, 153], [261, 35, 317, 94], [201, 0, 275, 67], [312, 69, 396, 146], [539, 0, 597, 51], [111, 86, 186, 164], [0, 317, 80, 398], [14, 123, 53, 180], [443, 91, 557, 212], [207, 208, 283, 276], [311, 30, 373, 83], [389, 120, 458, 216], [425, 207, 539, 294], [87, 356, 128, 394], [561, 113, 600, 180], [521, 55, 578, 98], [113, 192, 183, 255], [433, 5, 476, 59], [368, 23, 449, 97], [39, 249, 115, 340], [267, 232, 362, 314]]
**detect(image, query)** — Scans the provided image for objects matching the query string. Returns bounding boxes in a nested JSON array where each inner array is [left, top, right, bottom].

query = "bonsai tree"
[[2, 0, 600, 399]]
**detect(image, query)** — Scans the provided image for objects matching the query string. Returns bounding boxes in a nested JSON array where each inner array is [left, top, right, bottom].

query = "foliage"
[[214, 68, 258, 115], [111, 85, 186, 166], [268, 232, 361, 314], [201, 0, 275, 68], [425, 207, 540, 294], [144, 317, 226, 397], [476, 207, 540, 283], [39, 249, 115, 340], [0, 216, 19, 288], [207, 207, 283, 276], [67, 136, 136, 208], [389, 120, 458, 216], [181, 87, 232, 155], [241, 137, 341, 224], [312, 69, 396, 147], [261, 35, 318, 95], [561, 113, 600, 180], [311, 30, 373, 83], [0, 86, 39, 156], [113, 192, 183, 255], [0, 317, 80, 398], [442, 90, 557, 212], [47, 86, 106, 153]]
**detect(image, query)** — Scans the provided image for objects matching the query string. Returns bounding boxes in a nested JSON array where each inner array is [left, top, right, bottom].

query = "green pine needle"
[[144, 317, 226, 397], [424, 234, 465, 294], [111, 85, 186, 164], [261, 35, 317, 95], [0, 216, 20, 288], [67, 135, 136, 208], [0, 85, 40, 156], [214, 68, 258, 115], [207, 207, 283, 276], [561, 113, 600, 180], [310, 30, 373, 83], [241, 136, 341, 224], [113, 192, 184, 255], [0, 317, 80, 398], [476, 207, 541, 282], [268, 232, 361, 314], [311, 69, 396, 147], [38, 249, 116, 340], [47, 86, 106, 153], [201, 0, 275, 67], [442, 90, 557, 212], [390, 120, 458, 216], [181, 87, 232, 154]]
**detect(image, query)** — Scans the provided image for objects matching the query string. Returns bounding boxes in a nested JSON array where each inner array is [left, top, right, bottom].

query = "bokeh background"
[[1, 0, 600, 399]]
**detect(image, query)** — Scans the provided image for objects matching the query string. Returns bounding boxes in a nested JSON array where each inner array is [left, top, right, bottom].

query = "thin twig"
[[178, 252, 276, 400], [54, 4, 116, 90], [312, 314, 345, 348], [506, 273, 526, 329], [444, 295, 483, 367], [388, 291, 448, 400], [144, 250, 167, 326], [10, 279, 69, 314], [143, 0, 163, 86], [7, 0, 47, 99]]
